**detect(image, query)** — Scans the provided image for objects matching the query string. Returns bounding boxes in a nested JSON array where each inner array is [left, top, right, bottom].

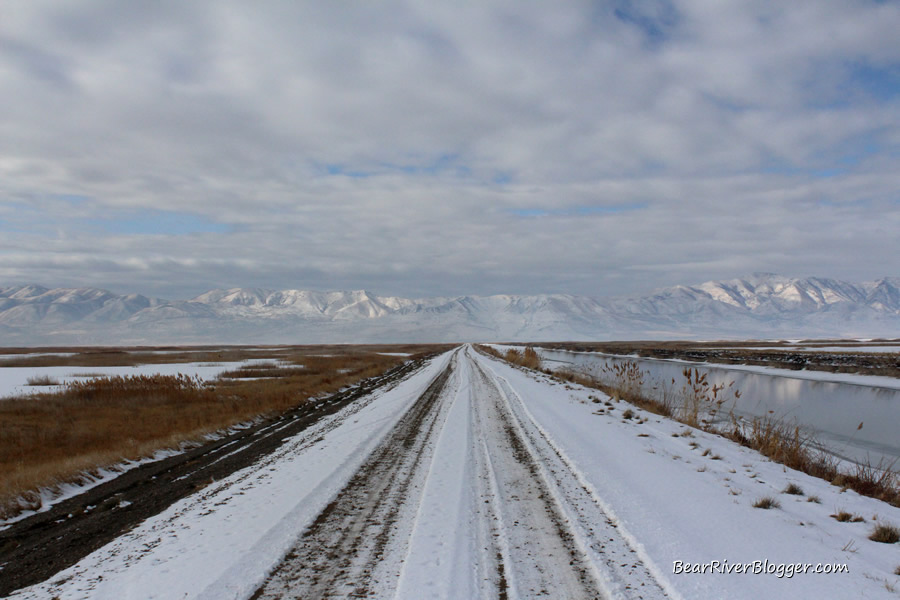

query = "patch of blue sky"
[[382, 152, 461, 176], [319, 152, 471, 179], [761, 131, 891, 179], [846, 62, 900, 102], [817, 197, 873, 208], [612, 0, 678, 47], [323, 163, 373, 178], [83, 209, 230, 235], [49, 193, 91, 205], [492, 172, 513, 185], [811, 61, 900, 110], [700, 92, 755, 113], [761, 162, 849, 179], [510, 203, 648, 218], [0, 203, 43, 233]]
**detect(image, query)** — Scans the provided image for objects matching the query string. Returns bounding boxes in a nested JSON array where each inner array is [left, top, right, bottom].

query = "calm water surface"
[[539, 349, 900, 466]]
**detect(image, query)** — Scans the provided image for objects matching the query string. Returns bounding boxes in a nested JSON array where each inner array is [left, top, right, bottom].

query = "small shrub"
[[26, 375, 60, 386], [831, 511, 865, 523], [678, 367, 741, 427], [753, 496, 780, 509], [783, 483, 804, 496], [622, 409, 634, 420], [501, 347, 542, 370], [869, 523, 900, 544]]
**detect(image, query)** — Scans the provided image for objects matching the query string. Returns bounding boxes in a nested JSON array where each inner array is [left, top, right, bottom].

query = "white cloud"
[[0, 0, 898, 299]]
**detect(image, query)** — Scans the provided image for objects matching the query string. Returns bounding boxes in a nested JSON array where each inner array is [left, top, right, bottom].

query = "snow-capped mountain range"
[[1, 274, 898, 345]]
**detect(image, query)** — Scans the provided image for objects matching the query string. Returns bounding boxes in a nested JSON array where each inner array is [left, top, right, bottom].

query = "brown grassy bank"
[[0, 344, 452, 518]]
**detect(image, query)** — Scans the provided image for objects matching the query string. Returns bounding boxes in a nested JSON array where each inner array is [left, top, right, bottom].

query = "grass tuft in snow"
[[752, 496, 781, 509], [783, 483, 804, 495], [869, 522, 900, 544], [831, 511, 865, 523]]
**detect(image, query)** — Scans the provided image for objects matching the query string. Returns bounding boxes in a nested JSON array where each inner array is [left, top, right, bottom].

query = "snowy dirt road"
[[256, 347, 668, 599], [8, 346, 900, 599]]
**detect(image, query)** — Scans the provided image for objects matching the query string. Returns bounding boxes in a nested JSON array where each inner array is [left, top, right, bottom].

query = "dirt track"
[[0, 358, 424, 596], [253, 354, 455, 598], [252, 347, 669, 599]]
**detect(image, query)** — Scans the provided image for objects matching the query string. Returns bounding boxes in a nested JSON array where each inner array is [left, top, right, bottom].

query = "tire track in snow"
[[472, 349, 675, 600], [468, 352, 607, 599], [252, 351, 459, 599], [254, 346, 673, 600]]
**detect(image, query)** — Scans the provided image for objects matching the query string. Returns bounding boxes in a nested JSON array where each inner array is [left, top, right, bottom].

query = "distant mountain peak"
[[1, 275, 897, 344]]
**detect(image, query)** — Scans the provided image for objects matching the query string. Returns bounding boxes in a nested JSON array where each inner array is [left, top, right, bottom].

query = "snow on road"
[[9, 346, 900, 599]]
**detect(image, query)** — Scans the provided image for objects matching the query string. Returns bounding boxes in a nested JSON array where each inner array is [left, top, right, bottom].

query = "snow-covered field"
[[0, 359, 275, 399], [7, 346, 900, 599]]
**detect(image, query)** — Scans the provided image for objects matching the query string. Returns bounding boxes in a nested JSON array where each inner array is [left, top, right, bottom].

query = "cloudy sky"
[[1, 1, 898, 300]]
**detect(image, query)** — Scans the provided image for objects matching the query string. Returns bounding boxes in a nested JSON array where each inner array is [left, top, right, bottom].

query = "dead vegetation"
[[869, 523, 900, 544], [0, 344, 451, 519], [831, 511, 865, 523], [752, 496, 781, 509], [24, 375, 59, 386], [479, 345, 543, 371], [783, 483, 804, 496]]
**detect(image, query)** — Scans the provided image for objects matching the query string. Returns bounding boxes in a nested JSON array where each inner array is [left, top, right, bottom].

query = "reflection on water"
[[540, 349, 900, 466]]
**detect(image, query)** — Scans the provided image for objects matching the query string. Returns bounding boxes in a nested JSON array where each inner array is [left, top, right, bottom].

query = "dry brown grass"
[[508, 347, 542, 370], [25, 375, 59, 386], [752, 496, 781, 509], [831, 511, 865, 523], [0, 344, 451, 518], [592, 369, 675, 418], [869, 523, 900, 544], [725, 416, 900, 507], [478, 345, 543, 371], [726, 419, 821, 475], [783, 482, 804, 496]]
